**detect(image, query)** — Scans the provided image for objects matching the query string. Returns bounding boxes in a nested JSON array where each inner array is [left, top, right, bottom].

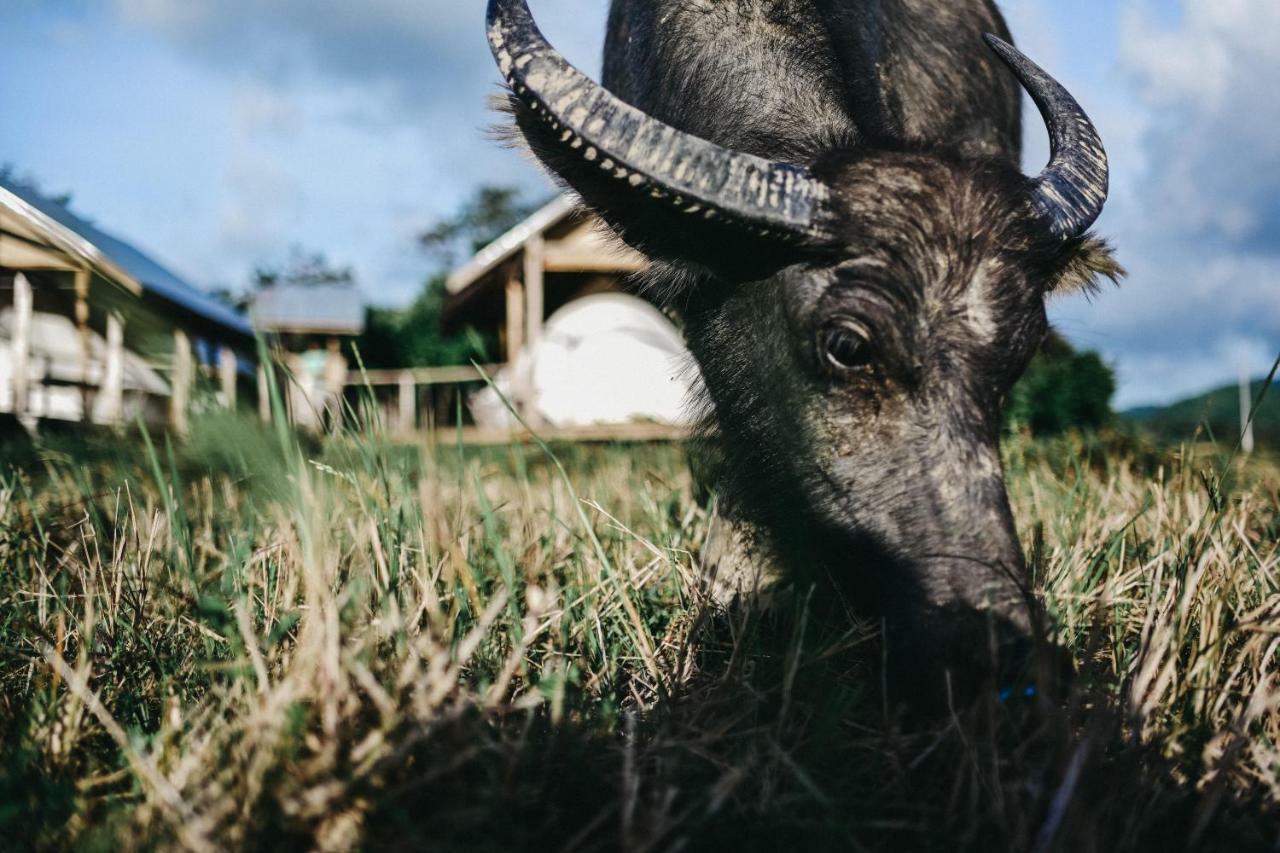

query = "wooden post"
[[257, 364, 271, 423], [522, 236, 545, 426], [398, 371, 416, 434], [74, 269, 91, 422], [100, 312, 125, 426], [323, 338, 346, 434], [504, 273, 525, 362], [10, 272, 32, 418], [524, 235, 545, 352], [170, 328, 192, 436], [1240, 364, 1256, 455], [219, 346, 238, 410]]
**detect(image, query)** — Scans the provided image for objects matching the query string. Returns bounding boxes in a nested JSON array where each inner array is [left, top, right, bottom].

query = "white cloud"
[[31, 0, 1274, 403], [1119, 0, 1280, 248], [1037, 0, 1280, 407], [233, 84, 304, 139], [216, 152, 303, 261], [115, 0, 209, 34], [102, 0, 610, 302], [1122, 0, 1280, 106], [1113, 334, 1276, 409], [112, 0, 608, 110]]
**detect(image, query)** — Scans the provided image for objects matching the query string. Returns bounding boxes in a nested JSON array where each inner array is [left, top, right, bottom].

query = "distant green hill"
[[1123, 378, 1280, 447]]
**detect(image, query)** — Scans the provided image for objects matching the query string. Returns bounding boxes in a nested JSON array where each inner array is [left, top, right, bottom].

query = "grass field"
[[1, 411, 1278, 851]]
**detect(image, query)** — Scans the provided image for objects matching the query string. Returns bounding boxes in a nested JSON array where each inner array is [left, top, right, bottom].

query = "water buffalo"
[[485, 0, 1121, 705]]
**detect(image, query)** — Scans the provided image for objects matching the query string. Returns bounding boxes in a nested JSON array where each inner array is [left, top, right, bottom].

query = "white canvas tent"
[[469, 293, 703, 429]]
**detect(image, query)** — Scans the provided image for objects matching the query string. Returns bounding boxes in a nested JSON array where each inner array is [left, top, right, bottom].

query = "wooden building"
[[1, 178, 257, 433], [445, 196, 649, 368], [250, 282, 364, 431], [442, 196, 700, 437]]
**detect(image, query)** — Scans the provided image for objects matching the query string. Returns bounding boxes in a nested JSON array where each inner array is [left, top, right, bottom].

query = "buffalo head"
[[486, 0, 1121, 705]]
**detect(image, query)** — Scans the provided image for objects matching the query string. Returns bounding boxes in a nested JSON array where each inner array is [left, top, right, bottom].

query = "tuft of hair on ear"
[[626, 258, 719, 310], [1050, 234, 1127, 298], [487, 89, 603, 202], [487, 91, 534, 152]]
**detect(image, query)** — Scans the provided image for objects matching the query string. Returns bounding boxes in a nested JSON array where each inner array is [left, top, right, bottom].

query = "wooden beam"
[[257, 364, 271, 423], [524, 235, 546, 351], [219, 346, 238, 410], [344, 364, 502, 388], [425, 422, 690, 447], [100, 312, 124, 426], [0, 228, 81, 271], [398, 371, 416, 434], [323, 339, 346, 433], [74, 269, 91, 422], [1240, 364, 1256, 455], [542, 247, 649, 275], [522, 236, 545, 426], [10, 272, 32, 418], [504, 273, 525, 362], [170, 328, 192, 436]]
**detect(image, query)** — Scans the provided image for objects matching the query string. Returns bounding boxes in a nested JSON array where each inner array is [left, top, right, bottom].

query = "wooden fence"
[[256, 361, 688, 445]]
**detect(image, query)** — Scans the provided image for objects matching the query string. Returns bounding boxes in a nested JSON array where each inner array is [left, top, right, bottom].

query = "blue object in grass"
[[998, 685, 1039, 704]]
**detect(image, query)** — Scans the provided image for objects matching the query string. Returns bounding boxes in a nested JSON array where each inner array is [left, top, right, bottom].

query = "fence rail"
[[406, 422, 690, 446], [345, 364, 503, 387]]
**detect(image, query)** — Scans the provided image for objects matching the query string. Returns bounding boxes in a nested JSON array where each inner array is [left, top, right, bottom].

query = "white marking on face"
[[841, 257, 890, 273], [965, 263, 999, 344]]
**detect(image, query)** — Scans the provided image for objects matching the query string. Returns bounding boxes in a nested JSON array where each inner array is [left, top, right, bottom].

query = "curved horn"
[[984, 35, 1109, 240], [486, 0, 832, 241]]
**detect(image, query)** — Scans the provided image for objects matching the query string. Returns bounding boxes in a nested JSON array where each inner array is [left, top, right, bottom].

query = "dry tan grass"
[[1, 420, 1277, 851]]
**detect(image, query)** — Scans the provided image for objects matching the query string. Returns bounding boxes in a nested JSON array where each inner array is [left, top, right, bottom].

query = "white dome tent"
[[469, 293, 703, 430]]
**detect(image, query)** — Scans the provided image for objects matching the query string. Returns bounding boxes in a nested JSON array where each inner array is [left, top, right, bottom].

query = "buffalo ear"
[[1049, 235, 1126, 297]]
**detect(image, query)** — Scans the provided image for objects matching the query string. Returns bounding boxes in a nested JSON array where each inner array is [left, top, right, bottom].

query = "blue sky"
[[2, 0, 1276, 407]]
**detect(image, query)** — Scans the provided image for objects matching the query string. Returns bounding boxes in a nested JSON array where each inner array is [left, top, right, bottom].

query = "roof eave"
[[445, 195, 577, 295], [0, 186, 144, 297], [255, 325, 365, 337]]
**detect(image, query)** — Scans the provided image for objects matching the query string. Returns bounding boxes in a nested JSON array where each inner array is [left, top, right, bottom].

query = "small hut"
[[445, 196, 701, 433], [0, 178, 256, 433], [250, 282, 364, 430]]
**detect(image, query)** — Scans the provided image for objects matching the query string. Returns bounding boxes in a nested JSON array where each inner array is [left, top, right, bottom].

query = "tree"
[[354, 275, 491, 369], [1005, 332, 1117, 436], [353, 185, 546, 368], [417, 186, 545, 268], [252, 247, 356, 291], [210, 248, 357, 313], [0, 165, 73, 207]]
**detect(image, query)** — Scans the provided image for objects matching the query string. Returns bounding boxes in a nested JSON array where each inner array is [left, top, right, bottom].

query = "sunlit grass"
[[1, 413, 1277, 851]]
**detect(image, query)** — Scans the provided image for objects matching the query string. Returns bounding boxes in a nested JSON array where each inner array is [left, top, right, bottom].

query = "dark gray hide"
[[486, 0, 1118, 705]]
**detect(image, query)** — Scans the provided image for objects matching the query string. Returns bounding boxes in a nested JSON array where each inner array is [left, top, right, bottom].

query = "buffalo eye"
[[821, 320, 874, 373]]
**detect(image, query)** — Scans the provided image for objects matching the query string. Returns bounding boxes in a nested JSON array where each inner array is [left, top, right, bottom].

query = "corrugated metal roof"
[[0, 177, 254, 338], [250, 283, 365, 335]]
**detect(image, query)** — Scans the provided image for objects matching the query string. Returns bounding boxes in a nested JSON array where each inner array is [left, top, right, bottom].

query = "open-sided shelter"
[[445, 196, 702, 430], [0, 178, 256, 432]]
